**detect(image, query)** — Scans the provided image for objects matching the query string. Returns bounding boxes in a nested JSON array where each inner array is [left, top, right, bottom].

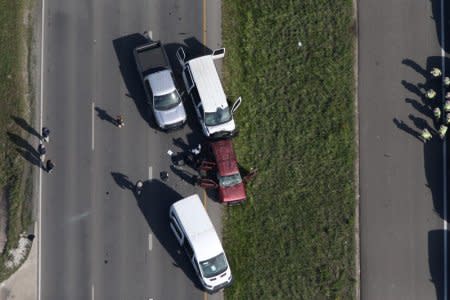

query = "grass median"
[[222, 0, 356, 298], [0, 0, 34, 281]]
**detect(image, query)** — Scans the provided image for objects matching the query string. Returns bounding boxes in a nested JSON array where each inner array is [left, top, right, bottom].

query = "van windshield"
[[204, 107, 232, 126], [199, 253, 228, 278], [154, 91, 181, 110]]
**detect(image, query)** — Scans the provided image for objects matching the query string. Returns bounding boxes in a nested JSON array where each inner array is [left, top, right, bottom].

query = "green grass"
[[222, 0, 356, 299], [0, 0, 34, 281]]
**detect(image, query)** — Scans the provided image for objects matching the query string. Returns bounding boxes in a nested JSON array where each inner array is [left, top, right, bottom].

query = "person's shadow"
[[110, 172, 135, 190], [11, 116, 41, 139], [95, 106, 118, 127], [7, 132, 42, 168]]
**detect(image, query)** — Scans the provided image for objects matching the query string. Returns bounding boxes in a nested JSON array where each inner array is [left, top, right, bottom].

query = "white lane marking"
[[440, 0, 448, 299], [91, 285, 94, 300], [38, 0, 46, 298], [148, 166, 152, 180], [148, 234, 152, 251], [149, 30, 152, 39], [92, 102, 95, 150], [68, 211, 91, 223]]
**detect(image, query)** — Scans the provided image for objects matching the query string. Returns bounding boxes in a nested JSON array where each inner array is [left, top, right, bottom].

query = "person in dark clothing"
[[42, 127, 50, 142], [37, 143, 46, 161], [116, 115, 124, 128], [46, 159, 55, 173]]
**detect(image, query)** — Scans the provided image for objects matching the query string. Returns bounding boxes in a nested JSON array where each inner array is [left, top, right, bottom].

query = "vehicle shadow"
[[112, 33, 158, 130], [430, 0, 450, 54], [136, 179, 203, 290], [398, 56, 448, 221], [109, 173, 202, 290], [428, 229, 447, 300], [164, 42, 207, 133], [7, 132, 43, 168]]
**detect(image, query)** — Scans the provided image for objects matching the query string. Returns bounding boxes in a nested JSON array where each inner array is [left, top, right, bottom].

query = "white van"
[[176, 48, 242, 138], [169, 194, 233, 292]]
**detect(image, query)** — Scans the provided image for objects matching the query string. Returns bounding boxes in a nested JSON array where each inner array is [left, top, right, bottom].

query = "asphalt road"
[[40, 0, 224, 299], [359, 1, 447, 299]]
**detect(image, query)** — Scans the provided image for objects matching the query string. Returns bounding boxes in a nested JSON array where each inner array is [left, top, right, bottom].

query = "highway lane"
[[359, 0, 446, 299], [40, 0, 224, 299]]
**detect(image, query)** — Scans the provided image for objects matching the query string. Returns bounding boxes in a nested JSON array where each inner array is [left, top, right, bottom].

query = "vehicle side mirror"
[[212, 48, 226, 60], [231, 97, 242, 114]]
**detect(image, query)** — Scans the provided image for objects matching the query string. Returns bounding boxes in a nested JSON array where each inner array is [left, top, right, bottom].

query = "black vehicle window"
[[183, 241, 194, 259], [183, 67, 194, 90], [198, 104, 204, 117], [170, 218, 183, 240], [191, 87, 201, 106], [144, 80, 153, 98]]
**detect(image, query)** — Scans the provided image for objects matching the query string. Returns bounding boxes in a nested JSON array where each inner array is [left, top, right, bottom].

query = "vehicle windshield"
[[199, 253, 228, 278], [154, 91, 181, 110], [204, 107, 232, 126], [218, 173, 242, 187]]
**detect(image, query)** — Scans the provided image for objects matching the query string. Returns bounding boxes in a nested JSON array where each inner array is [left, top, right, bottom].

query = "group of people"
[[37, 127, 55, 173], [421, 67, 450, 142]]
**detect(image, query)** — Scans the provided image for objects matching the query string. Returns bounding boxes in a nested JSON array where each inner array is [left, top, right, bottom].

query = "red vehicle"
[[197, 139, 256, 205]]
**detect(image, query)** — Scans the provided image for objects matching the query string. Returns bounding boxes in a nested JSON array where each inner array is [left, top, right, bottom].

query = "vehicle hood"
[[147, 70, 175, 96], [154, 102, 186, 127], [206, 119, 236, 136], [219, 182, 246, 203]]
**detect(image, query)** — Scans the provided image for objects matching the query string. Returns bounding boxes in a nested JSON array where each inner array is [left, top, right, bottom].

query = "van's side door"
[[181, 66, 194, 94], [169, 214, 184, 245]]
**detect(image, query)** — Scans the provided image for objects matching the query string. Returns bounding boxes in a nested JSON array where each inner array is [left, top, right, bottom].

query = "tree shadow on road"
[[428, 229, 447, 300], [430, 0, 450, 54]]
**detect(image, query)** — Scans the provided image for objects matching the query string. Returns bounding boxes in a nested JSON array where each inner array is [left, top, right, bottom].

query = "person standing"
[[430, 67, 442, 78], [444, 76, 450, 87], [421, 128, 432, 142], [42, 127, 50, 142], [46, 159, 55, 173], [433, 107, 442, 120], [426, 89, 436, 99], [445, 100, 450, 112], [116, 115, 124, 128], [37, 143, 46, 161], [439, 125, 448, 139]]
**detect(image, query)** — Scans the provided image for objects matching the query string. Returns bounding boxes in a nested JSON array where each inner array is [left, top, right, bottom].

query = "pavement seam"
[[353, 0, 361, 299]]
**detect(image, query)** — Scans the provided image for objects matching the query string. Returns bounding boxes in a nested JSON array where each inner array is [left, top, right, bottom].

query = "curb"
[[353, 0, 361, 299]]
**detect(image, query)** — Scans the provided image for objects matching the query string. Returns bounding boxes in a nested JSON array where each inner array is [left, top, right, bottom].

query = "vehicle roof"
[[171, 195, 223, 261], [146, 70, 176, 96], [210, 139, 239, 177], [187, 56, 228, 113]]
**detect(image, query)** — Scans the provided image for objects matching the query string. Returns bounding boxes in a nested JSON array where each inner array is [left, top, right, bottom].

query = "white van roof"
[[187, 56, 228, 113], [171, 195, 223, 261]]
